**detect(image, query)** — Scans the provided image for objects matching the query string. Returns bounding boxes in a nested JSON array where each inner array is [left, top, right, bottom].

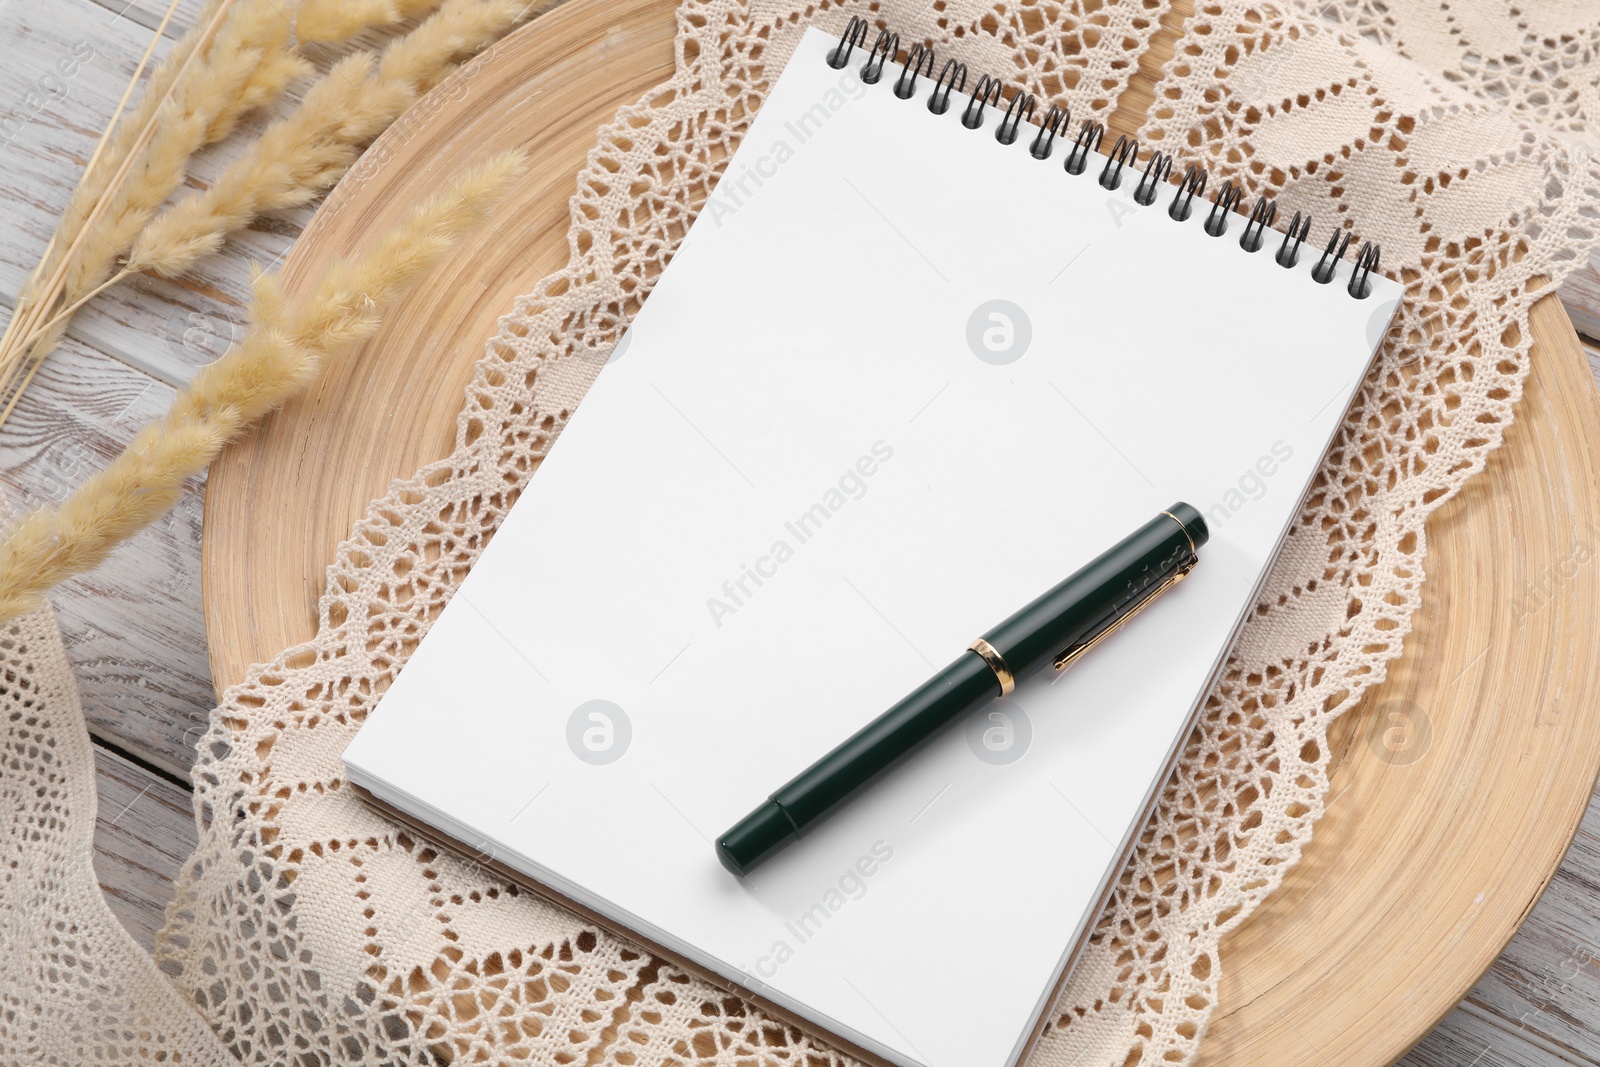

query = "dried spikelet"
[[0, 0, 308, 415], [381, 0, 553, 94], [296, 0, 447, 43], [292, 150, 527, 351], [129, 0, 545, 278], [64, 0, 302, 295], [129, 52, 409, 275], [0, 151, 527, 623], [22, 0, 231, 310], [28, 0, 303, 304], [205, 36, 310, 144]]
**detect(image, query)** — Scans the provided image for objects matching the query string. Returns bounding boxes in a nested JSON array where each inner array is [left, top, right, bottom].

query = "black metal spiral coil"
[[1064, 120, 1103, 176], [1029, 105, 1068, 160], [1169, 164, 1207, 222], [1134, 151, 1172, 207], [1100, 135, 1138, 191], [826, 18, 1382, 299]]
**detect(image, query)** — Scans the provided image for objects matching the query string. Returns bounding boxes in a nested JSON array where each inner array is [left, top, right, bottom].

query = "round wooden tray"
[[203, 0, 1600, 1062]]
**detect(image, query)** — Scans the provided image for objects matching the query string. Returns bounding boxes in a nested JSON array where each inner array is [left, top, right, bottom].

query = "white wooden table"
[[2, 1, 1598, 1063]]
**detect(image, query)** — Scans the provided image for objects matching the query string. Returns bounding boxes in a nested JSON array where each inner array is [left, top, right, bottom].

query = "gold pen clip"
[[1052, 557, 1196, 672]]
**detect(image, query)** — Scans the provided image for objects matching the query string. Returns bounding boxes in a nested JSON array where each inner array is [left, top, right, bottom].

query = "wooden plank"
[[86, 0, 204, 37], [1560, 254, 1600, 344], [92, 745, 196, 953], [1460, 777, 1600, 1064], [0, 324, 212, 779], [1398, 1004, 1581, 1067]]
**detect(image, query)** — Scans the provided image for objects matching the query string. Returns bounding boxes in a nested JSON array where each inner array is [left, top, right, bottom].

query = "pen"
[[714, 502, 1209, 876]]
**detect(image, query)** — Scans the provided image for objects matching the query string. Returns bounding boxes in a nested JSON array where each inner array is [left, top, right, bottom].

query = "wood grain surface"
[[92, 745, 198, 951], [1, 0, 1596, 1061], [0, 336, 211, 776], [1561, 252, 1600, 342]]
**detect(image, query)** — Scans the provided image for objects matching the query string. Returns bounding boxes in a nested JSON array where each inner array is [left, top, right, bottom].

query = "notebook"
[[343, 22, 1402, 1067]]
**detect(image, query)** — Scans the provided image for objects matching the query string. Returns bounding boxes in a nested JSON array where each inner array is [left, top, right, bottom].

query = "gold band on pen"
[[1160, 509, 1197, 557], [968, 637, 1015, 695]]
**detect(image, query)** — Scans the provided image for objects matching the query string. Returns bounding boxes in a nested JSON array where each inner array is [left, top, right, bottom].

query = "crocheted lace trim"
[[131, 1, 1600, 1063]]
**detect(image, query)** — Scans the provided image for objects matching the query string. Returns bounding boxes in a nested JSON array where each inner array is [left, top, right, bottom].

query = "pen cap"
[[981, 503, 1207, 680], [1166, 501, 1209, 551]]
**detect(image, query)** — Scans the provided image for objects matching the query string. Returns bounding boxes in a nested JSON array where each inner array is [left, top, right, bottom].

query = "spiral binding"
[[828, 17, 1382, 299]]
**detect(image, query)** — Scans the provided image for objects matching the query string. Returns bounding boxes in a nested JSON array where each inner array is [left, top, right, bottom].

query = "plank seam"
[[83, 0, 189, 39], [0, 290, 189, 390], [91, 734, 194, 793], [1458, 998, 1600, 1067]]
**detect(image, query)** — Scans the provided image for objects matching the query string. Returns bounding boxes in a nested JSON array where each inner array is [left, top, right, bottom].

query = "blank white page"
[[345, 27, 1401, 1067]]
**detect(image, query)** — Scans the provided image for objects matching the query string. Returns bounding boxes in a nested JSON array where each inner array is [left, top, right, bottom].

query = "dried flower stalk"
[[0, 0, 549, 430], [130, 0, 549, 279], [0, 151, 526, 623], [297, 0, 447, 43], [0, 0, 307, 425]]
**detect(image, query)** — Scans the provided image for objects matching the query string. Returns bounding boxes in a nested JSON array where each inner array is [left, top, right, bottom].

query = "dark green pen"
[[715, 502, 1209, 876]]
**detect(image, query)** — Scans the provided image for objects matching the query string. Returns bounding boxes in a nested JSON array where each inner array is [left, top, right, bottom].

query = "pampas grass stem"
[[0, 0, 549, 431], [0, 0, 235, 404], [0, 0, 305, 429], [297, 0, 447, 43], [35, 0, 185, 277], [0, 151, 526, 622], [129, 0, 548, 279]]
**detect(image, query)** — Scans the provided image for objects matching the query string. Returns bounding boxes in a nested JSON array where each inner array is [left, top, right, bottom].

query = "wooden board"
[[1465, 791, 1600, 1063], [1560, 249, 1600, 342], [1406, 1004, 1575, 1067], [200, 0, 1600, 1064], [0, 335, 211, 778], [92, 746, 199, 952]]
